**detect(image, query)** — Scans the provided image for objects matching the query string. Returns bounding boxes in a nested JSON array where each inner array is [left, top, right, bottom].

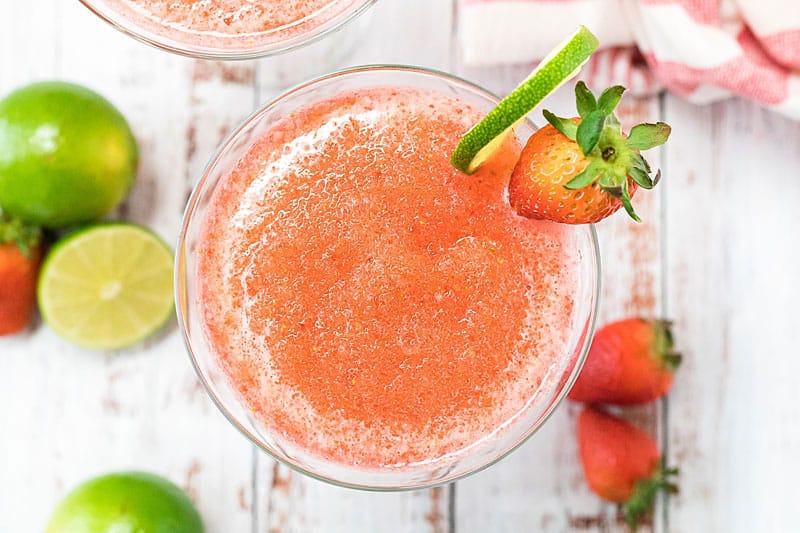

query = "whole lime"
[[0, 81, 138, 228], [45, 471, 204, 533]]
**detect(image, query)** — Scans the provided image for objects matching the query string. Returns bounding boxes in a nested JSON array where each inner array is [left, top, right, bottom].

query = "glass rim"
[[77, 0, 378, 60], [175, 64, 602, 491]]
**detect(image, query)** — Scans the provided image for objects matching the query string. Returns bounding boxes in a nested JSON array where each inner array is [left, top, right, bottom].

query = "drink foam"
[[198, 87, 584, 469], [99, 0, 358, 50]]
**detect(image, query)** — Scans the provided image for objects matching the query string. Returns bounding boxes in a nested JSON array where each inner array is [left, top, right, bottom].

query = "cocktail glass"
[[176, 65, 600, 490], [78, 0, 377, 60]]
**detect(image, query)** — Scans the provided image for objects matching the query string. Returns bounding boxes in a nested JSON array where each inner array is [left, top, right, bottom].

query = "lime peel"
[[45, 471, 204, 533], [451, 25, 600, 174]]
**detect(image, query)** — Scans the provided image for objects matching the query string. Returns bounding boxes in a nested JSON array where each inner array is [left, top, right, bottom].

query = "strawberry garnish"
[[508, 82, 670, 223], [578, 406, 678, 530], [569, 318, 681, 405], [0, 214, 42, 335]]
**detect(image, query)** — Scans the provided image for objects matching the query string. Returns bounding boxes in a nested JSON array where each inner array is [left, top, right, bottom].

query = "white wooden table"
[[2, 1, 799, 532]]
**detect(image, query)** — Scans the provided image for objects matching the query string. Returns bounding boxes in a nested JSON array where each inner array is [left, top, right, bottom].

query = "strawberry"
[[569, 318, 680, 405], [578, 406, 678, 530], [0, 214, 42, 335], [508, 81, 670, 223]]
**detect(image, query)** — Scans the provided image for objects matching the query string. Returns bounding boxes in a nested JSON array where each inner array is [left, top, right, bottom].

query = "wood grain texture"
[[664, 95, 800, 532], [0, 2, 61, 528]]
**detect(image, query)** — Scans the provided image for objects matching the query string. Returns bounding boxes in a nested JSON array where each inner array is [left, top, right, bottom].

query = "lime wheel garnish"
[[451, 25, 599, 174]]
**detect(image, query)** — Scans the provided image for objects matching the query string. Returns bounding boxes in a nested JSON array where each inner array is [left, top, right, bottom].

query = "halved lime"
[[38, 224, 174, 350], [451, 25, 599, 174]]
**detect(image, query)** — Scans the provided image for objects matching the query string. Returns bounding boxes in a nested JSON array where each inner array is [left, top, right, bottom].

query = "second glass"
[[78, 0, 378, 60]]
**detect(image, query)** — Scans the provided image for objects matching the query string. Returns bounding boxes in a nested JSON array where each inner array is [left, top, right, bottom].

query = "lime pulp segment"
[[450, 25, 599, 174], [38, 224, 174, 351]]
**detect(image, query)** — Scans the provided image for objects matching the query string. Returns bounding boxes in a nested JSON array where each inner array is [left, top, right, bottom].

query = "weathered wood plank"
[[0, 2, 80, 531], [255, 463, 450, 533], [449, 57, 665, 531], [0, 3, 258, 531], [0, 0, 60, 87], [251, 1, 455, 531], [664, 95, 800, 532]]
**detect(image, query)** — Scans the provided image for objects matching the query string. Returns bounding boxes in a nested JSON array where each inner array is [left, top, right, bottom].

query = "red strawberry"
[[569, 318, 680, 405], [578, 406, 678, 530], [508, 81, 670, 224], [0, 215, 42, 335]]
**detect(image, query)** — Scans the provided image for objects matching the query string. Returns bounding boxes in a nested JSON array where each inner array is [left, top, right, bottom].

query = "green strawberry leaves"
[[624, 467, 679, 531], [631, 152, 652, 173], [572, 82, 627, 155], [629, 167, 654, 190], [619, 181, 641, 223], [575, 81, 625, 156], [575, 81, 597, 117], [575, 81, 625, 117], [627, 122, 672, 151], [543, 110, 577, 140], [0, 213, 41, 258], [597, 85, 625, 114], [653, 319, 682, 371], [565, 159, 605, 189], [541, 80, 672, 222], [576, 110, 606, 155]]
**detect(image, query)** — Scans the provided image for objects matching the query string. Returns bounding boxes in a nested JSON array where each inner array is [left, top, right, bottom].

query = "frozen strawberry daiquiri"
[[81, 0, 375, 57], [178, 68, 598, 488]]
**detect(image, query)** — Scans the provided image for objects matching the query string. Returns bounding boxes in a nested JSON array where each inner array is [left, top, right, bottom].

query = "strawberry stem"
[[653, 319, 681, 372], [623, 466, 679, 531], [0, 213, 41, 258]]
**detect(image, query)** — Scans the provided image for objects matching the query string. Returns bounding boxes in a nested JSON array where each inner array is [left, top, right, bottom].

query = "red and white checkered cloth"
[[459, 0, 800, 119]]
